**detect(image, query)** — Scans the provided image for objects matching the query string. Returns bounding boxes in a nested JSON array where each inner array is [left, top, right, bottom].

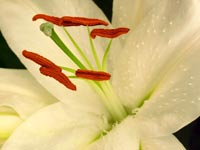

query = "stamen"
[[22, 50, 76, 91], [90, 27, 130, 39], [61, 16, 109, 26], [40, 67, 76, 91], [40, 22, 54, 37], [33, 14, 61, 26], [76, 69, 111, 81], [33, 14, 109, 26], [22, 50, 61, 71]]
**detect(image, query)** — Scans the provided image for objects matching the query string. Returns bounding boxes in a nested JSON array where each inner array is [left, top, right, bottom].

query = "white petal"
[[112, 0, 159, 28], [0, 68, 56, 119], [0, 107, 22, 146], [0, 0, 108, 116], [112, 0, 160, 48], [141, 135, 185, 150], [134, 41, 200, 137], [2, 102, 110, 150], [112, 0, 200, 109], [87, 116, 140, 150]]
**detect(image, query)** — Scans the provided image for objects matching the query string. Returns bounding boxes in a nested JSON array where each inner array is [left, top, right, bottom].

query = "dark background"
[[0, 0, 199, 149]]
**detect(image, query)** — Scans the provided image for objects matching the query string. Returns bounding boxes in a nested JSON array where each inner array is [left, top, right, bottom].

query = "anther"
[[33, 14, 61, 26], [40, 67, 76, 91], [75, 69, 111, 81], [22, 50, 76, 91], [60, 16, 108, 26], [33, 14, 109, 26], [90, 27, 130, 39], [22, 50, 61, 71]]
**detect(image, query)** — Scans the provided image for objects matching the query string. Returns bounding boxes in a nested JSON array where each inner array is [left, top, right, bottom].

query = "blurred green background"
[[0, 0, 199, 149]]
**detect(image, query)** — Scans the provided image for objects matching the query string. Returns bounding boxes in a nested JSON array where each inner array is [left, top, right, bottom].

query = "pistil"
[[40, 23, 86, 69]]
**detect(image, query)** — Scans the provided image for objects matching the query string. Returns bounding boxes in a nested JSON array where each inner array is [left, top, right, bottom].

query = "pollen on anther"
[[61, 16, 109, 26], [40, 67, 76, 91], [76, 69, 111, 81], [22, 50, 76, 91], [22, 50, 61, 71], [90, 27, 130, 39], [33, 14, 61, 26], [33, 14, 109, 27]]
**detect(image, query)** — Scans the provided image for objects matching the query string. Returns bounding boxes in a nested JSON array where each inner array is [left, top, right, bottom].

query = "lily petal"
[[0, 106, 22, 147], [112, 0, 159, 29], [112, 0, 200, 109], [135, 41, 200, 137], [2, 102, 110, 150], [0, 0, 108, 116], [111, 0, 160, 50], [87, 116, 140, 150], [0, 68, 56, 119], [141, 135, 185, 150], [86, 117, 185, 150]]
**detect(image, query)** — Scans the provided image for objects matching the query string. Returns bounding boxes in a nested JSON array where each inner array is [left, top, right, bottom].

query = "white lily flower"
[[0, 0, 200, 150]]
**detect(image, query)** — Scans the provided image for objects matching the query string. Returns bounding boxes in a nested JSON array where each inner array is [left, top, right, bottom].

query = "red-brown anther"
[[76, 69, 111, 81], [60, 16, 109, 26], [22, 50, 76, 91], [33, 14, 109, 27], [90, 27, 130, 39], [40, 67, 76, 91], [33, 14, 61, 26], [22, 50, 61, 72]]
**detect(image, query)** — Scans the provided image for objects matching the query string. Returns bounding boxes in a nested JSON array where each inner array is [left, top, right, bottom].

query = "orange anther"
[[61, 16, 108, 26], [76, 69, 111, 81], [33, 14, 109, 27], [33, 14, 61, 26], [22, 50, 76, 91], [90, 28, 130, 39], [40, 67, 76, 91], [22, 50, 61, 71]]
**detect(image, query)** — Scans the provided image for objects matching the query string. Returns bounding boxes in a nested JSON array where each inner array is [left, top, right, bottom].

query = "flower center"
[[23, 14, 130, 122]]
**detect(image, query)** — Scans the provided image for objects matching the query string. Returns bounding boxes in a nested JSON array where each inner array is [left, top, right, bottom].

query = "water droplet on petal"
[[188, 82, 193, 86], [162, 29, 166, 33], [168, 40, 172, 45], [190, 76, 194, 80]]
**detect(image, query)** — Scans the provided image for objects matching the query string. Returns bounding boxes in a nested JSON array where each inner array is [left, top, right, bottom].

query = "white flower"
[[0, 0, 200, 150]]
